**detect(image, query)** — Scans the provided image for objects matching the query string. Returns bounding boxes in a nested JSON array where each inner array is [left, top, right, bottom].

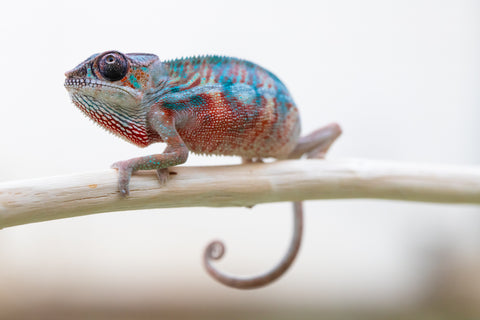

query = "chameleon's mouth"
[[64, 78, 83, 88], [64, 77, 101, 89], [64, 78, 139, 99]]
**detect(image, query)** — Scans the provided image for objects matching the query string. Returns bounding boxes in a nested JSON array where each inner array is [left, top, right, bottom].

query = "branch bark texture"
[[1, 159, 480, 229]]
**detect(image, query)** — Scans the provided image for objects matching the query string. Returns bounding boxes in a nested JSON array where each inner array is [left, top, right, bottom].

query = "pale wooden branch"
[[1, 159, 480, 229]]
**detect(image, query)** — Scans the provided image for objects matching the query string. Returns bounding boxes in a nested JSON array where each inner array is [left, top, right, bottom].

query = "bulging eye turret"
[[98, 51, 128, 81]]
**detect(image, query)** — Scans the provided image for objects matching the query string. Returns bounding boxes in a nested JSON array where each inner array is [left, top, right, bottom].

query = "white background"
[[0, 0, 479, 314]]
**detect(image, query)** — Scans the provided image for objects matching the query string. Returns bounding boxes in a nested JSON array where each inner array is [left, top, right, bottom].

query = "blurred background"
[[1, 0, 480, 319]]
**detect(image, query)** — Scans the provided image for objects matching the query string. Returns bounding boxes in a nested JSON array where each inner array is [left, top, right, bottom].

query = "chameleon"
[[64, 51, 341, 289]]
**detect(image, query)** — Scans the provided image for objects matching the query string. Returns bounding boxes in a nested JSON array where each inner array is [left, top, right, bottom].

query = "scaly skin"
[[64, 51, 341, 289]]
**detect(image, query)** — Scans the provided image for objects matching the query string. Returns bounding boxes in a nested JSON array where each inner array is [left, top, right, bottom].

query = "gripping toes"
[[156, 168, 170, 185], [111, 161, 134, 196]]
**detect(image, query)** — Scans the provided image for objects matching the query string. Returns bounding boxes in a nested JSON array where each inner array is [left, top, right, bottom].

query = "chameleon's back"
[[160, 56, 301, 159]]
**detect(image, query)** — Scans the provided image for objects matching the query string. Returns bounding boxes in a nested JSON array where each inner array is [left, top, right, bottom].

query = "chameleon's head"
[[64, 51, 165, 147]]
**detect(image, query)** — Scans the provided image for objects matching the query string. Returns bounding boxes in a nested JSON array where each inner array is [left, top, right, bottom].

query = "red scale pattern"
[[74, 101, 151, 147], [175, 92, 298, 158]]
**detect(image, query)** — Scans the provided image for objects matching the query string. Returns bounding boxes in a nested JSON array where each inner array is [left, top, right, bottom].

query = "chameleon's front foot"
[[156, 168, 170, 185], [111, 161, 172, 196], [111, 161, 134, 196]]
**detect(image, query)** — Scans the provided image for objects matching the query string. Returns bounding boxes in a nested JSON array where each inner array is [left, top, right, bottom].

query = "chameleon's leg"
[[111, 108, 189, 196], [288, 122, 342, 159]]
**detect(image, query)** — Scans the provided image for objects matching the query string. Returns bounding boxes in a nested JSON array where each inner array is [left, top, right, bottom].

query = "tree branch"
[[1, 159, 480, 229]]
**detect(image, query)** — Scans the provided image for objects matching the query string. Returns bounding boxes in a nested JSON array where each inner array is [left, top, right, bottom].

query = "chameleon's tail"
[[203, 202, 303, 289]]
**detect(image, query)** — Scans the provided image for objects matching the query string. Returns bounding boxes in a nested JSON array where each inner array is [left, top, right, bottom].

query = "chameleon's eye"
[[98, 51, 128, 81]]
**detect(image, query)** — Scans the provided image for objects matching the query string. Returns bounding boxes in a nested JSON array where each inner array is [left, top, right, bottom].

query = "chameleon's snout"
[[65, 65, 87, 79]]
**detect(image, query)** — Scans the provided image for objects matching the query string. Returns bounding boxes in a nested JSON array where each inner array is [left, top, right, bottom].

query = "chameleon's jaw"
[[64, 77, 145, 113], [64, 77, 140, 99], [64, 77, 86, 88]]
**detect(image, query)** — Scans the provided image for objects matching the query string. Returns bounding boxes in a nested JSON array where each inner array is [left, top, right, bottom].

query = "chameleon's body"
[[66, 52, 300, 160], [65, 51, 341, 289]]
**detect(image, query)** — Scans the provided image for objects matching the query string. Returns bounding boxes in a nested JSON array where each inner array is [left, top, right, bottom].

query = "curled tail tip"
[[202, 204, 303, 289]]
